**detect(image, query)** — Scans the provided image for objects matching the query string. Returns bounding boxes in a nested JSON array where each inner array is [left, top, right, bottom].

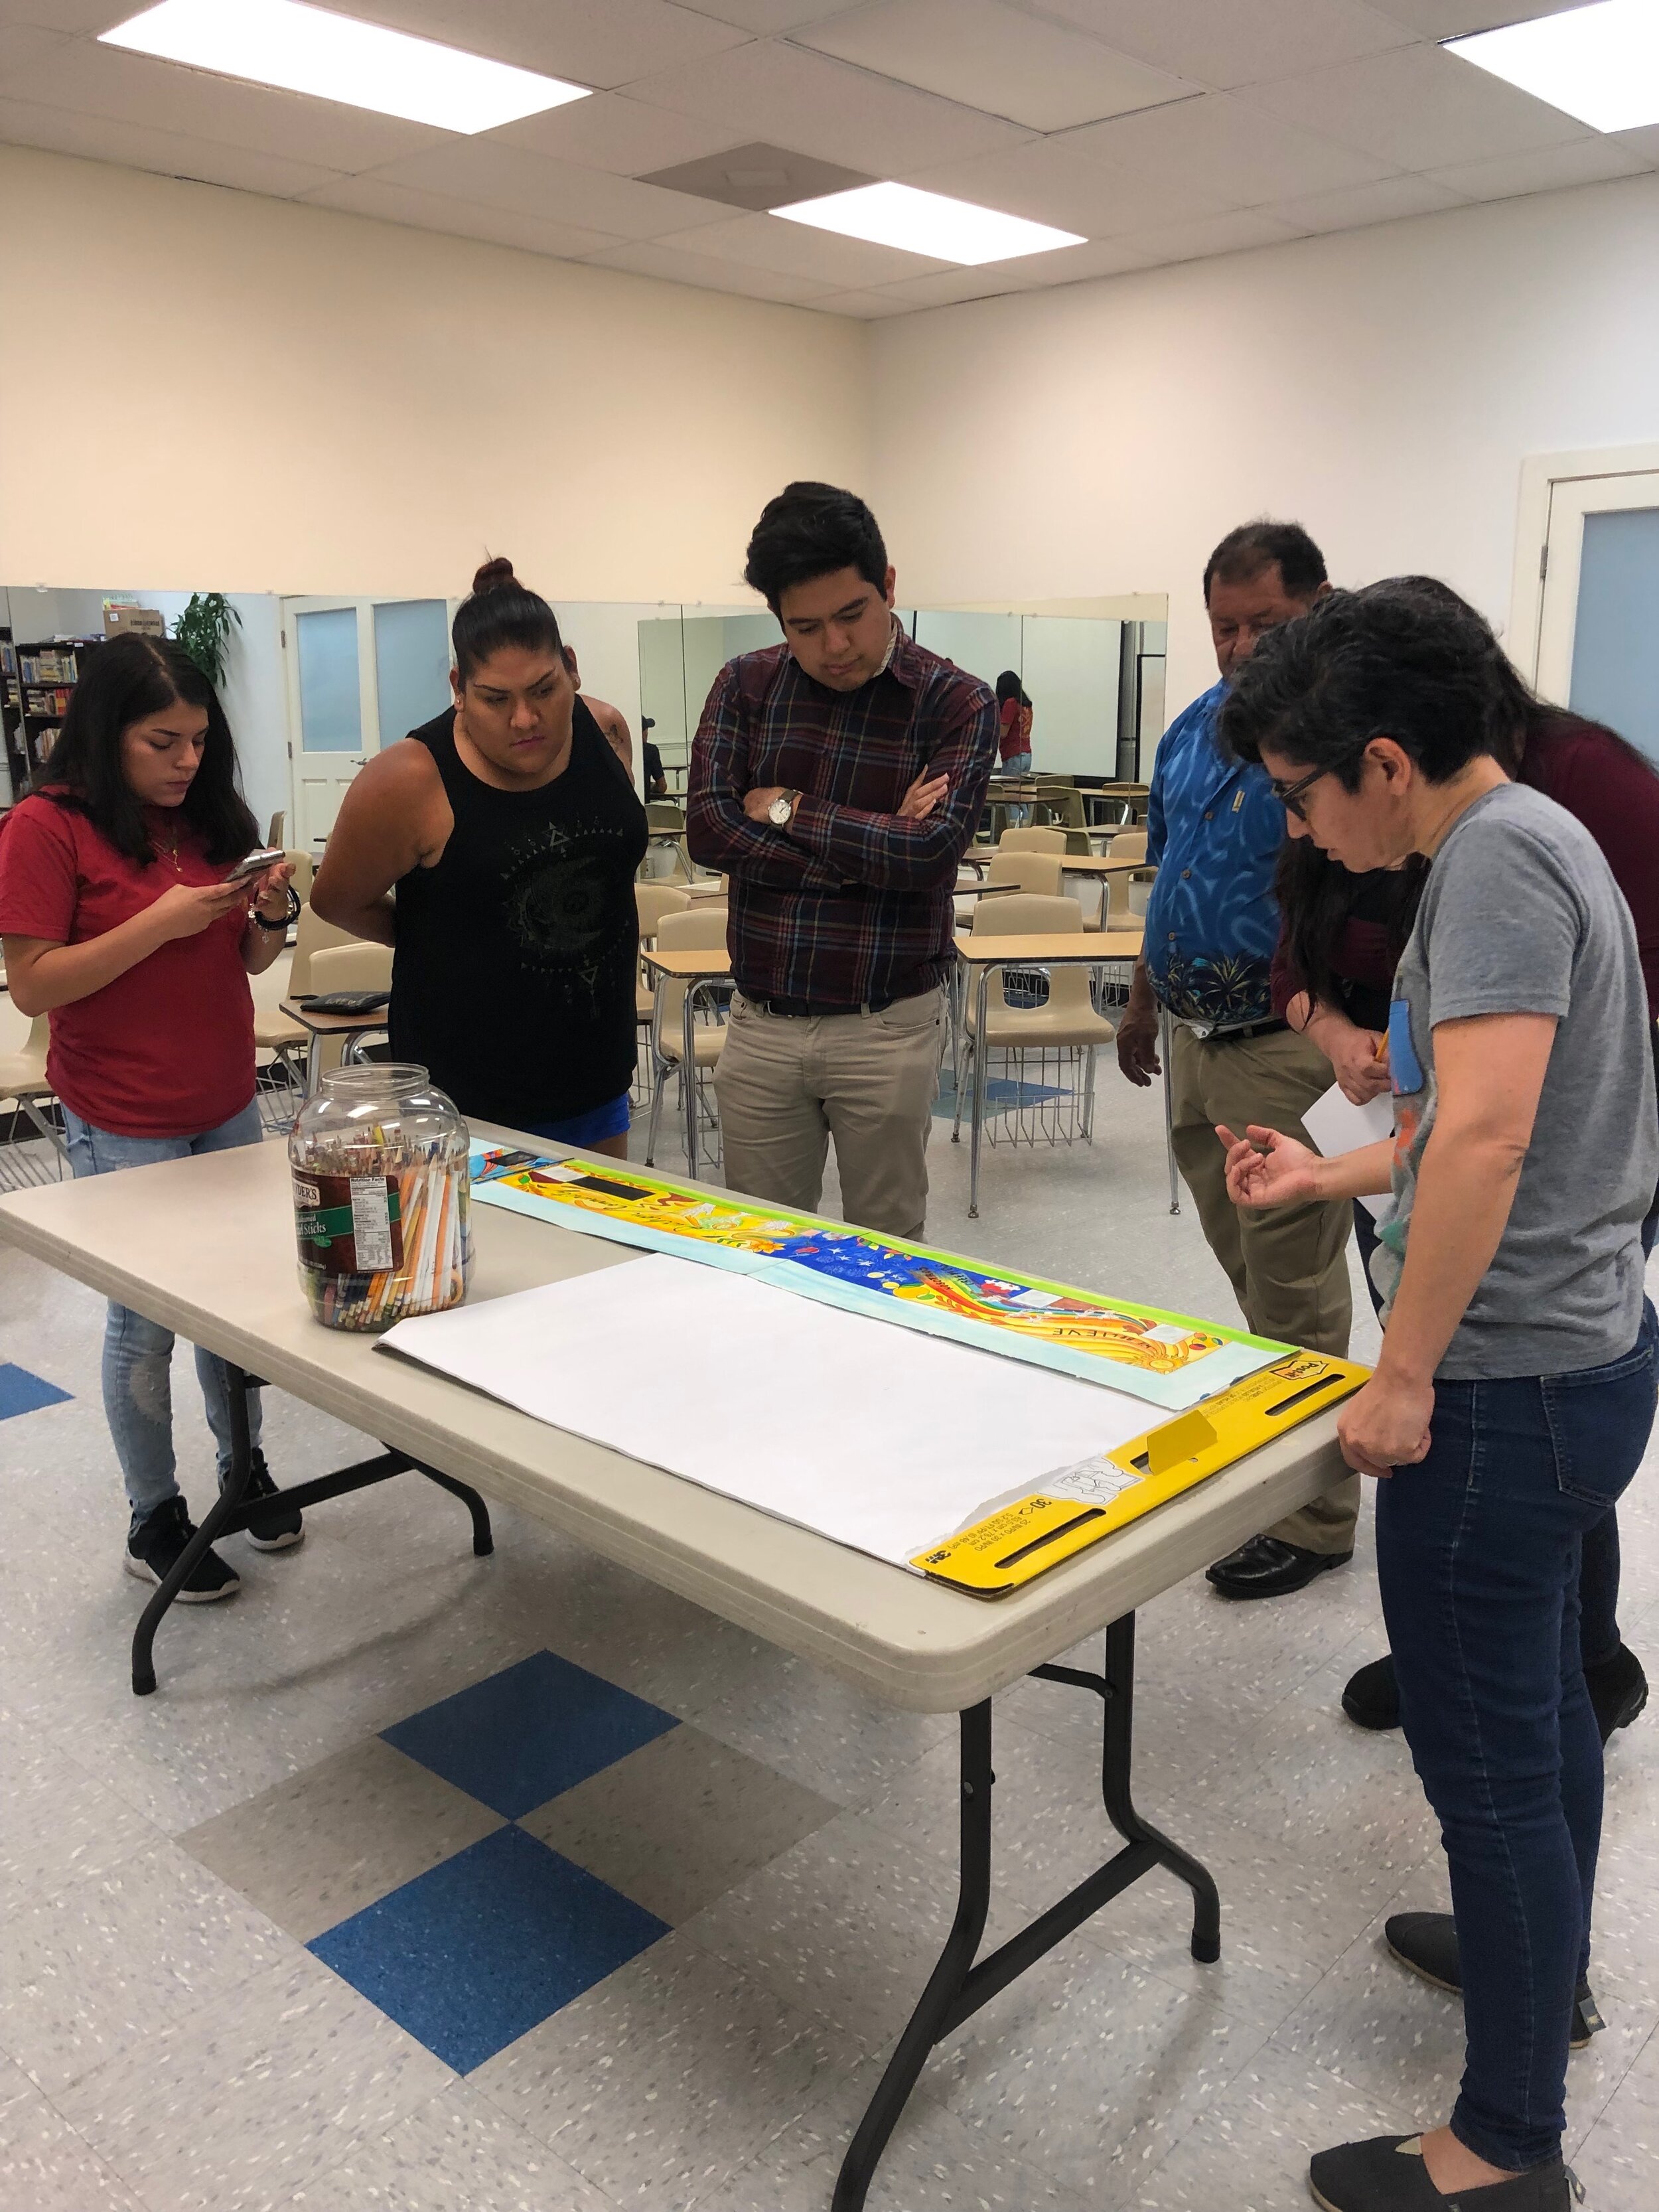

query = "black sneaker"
[[125, 1497, 240, 1603], [1342, 1652, 1402, 1732], [238, 1449, 304, 1552], [1585, 1641, 1647, 1743], [1384, 1911, 1603, 2049]]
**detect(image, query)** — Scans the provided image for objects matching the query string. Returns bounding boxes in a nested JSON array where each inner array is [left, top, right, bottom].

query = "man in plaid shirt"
[[687, 482, 997, 1238]]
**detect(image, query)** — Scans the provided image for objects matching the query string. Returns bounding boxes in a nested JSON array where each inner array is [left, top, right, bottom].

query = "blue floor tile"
[[933, 1073, 1070, 1118], [311, 1824, 668, 2073], [0, 1363, 71, 1421], [382, 1648, 680, 1818]]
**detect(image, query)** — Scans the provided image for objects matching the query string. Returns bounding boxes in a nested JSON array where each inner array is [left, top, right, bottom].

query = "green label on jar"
[[294, 1173, 404, 1276]]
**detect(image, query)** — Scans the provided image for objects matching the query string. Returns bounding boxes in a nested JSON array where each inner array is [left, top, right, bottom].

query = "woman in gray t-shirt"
[[1216, 590, 1656, 2212]]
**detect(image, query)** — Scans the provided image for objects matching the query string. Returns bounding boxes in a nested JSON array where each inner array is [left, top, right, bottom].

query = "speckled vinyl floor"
[[1, 1072, 1656, 2212]]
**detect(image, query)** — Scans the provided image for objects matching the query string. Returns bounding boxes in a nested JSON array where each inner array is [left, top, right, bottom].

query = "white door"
[[1535, 469, 1659, 765], [283, 597, 453, 848]]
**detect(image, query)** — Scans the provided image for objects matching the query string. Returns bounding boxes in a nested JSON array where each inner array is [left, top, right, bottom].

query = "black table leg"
[[831, 1703, 992, 2212], [831, 1611, 1220, 2211], [129, 1365, 496, 1696]]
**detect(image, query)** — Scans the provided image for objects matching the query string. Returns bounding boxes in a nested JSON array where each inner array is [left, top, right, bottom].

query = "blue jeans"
[[1358, 1197, 1633, 1667], [62, 1100, 265, 1528], [1001, 749, 1033, 826], [1377, 1300, 1658, 2170]]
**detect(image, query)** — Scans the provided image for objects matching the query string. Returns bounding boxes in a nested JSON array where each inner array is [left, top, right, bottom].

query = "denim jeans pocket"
[[1541, 1301, 1659, 1508]]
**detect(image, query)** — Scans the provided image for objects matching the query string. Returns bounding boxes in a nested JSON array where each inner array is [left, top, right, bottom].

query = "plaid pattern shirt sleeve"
[[684, 662, 845, 891], [685, 635, 997, 1010], [788, 686, 996, 889]]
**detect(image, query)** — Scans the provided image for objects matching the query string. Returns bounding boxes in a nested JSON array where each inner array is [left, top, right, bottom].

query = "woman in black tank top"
[[311, 560, 646, 1151]]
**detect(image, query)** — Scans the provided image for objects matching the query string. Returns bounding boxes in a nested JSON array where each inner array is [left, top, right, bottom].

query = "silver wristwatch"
[[768, 789, 800, 827]]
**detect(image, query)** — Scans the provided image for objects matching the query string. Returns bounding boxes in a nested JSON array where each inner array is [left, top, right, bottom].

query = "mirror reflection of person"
[[1219, 585, 1656, 2212], [995, 670, 1034, 823], [312, 559, 646, 1159], [641, 719, 667, 800]]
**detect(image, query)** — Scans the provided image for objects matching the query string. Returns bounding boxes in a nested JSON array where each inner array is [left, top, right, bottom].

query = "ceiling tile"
[[1036, 1, 1415, 92], [859, 263, 1050, 307], [583, 236, 839, 301], [664, 208, 951, 284], [492, 92, 749, 177], [299, 175, 624, 259], [991, 232, 1161, 282], [903, 138, 1233, 236], [1366, 2, 1595, 34], [804, 287, 919, 315], [1426, 136, 1654, 202], [798, 0, 1194, 134], [0, 22, 68, 76], [621, 37, 1035, 173], [681, 1, 862, 27], [638, 140, 871, 210], [1242, 39, 1591, 169], [1112, 206, 1305, 265], [0, 94, 347, 196], [1061, 90, 1395, 206], [355, 138, 735, 237], [333, 0, 749, 89], [4, 37, 449, 171], [1269, 171, 1467, 231], [0, 2, 129, 28]]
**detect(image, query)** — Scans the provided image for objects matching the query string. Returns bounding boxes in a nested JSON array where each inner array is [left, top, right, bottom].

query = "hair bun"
[[472, 555, 517, 595]]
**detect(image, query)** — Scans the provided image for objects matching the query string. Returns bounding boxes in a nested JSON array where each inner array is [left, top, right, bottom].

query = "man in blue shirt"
[[1118, 522, 1358, 1599]]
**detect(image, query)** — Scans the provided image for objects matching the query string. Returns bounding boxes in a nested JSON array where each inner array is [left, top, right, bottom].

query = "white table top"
[[0, 1136, 1346, 1712]]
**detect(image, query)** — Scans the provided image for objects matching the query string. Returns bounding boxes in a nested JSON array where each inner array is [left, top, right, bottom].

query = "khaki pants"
[[713, 988, 944, 1240], [1169, 1021, 1360, 1554]]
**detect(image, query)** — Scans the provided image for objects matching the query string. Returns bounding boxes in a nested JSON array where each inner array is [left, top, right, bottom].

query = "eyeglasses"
[[1269, 764, 1331, 822]]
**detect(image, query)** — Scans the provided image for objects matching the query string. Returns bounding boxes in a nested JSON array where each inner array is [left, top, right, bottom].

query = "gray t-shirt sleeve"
[[1425, 816, 1581, 1030]]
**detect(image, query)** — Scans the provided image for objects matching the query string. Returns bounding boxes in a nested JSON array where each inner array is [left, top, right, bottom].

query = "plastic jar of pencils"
[[289, 1065, 472, 1331]]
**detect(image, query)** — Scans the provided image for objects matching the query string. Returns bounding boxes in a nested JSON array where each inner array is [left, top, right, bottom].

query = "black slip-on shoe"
[[1205, 1534, 1352, 1599], [239, 1449, 304, 1552], [1309, 2136, 1579, 2212], [1585, 1641, 1647, 1744], [125, 1497, 240, 1602], [1342, 1652, 1403, 1731], [1384, 1913, 1603, 2051]]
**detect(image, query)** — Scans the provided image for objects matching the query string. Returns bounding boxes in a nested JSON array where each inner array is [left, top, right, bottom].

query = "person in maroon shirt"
[[1271, 579, 1658, 1754], [0, 636, 301, 1602]]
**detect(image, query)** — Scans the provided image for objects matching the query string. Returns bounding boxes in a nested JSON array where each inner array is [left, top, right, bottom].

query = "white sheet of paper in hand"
[[380, 1254, 1153, 1569], [1303, 1082, 1395, 1220]]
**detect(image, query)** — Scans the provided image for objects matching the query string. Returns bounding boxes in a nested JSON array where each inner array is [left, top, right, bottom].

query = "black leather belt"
[[1204, 1017, 1288, 1045], [747, 992, 897, 1018]]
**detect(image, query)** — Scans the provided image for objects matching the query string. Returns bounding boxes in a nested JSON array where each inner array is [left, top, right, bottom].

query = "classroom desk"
[[639, 946, 732, 1179], [0, 1134, 1347, 2211], [279, 995, 390, 1095], [952, 928, 1145, 1218]]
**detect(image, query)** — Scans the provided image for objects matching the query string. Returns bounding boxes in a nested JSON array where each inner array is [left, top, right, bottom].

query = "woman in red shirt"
[[0, 635, 299, 1601], [1270, 580, 1658, 1752]]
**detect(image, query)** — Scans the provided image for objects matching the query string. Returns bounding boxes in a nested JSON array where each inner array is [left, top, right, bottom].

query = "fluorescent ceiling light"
[[102, 0, 591, 135], [1445, 0, 1659, 134], [774, 182, 1084, 266]]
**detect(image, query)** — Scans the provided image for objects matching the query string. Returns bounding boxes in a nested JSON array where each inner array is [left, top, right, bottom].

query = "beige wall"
[[869, 172, 1659, 723], [0, 146, 870, 605]]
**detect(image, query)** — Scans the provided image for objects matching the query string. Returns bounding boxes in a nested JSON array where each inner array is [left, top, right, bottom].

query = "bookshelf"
[[12, 638, 99, 790], [1, 630, 24, 806]]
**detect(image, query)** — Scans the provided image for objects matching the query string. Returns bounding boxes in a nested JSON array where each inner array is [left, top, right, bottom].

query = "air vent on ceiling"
[[638, 141, 875, 213]]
